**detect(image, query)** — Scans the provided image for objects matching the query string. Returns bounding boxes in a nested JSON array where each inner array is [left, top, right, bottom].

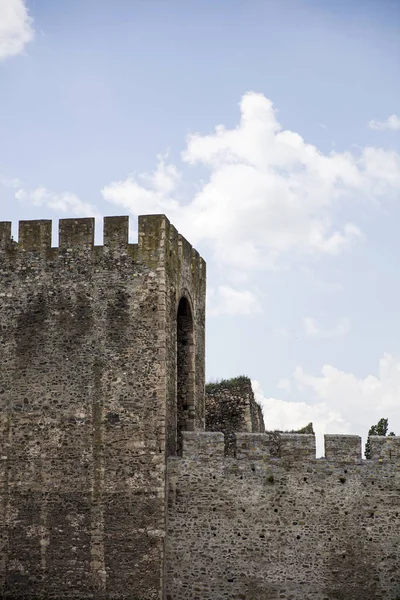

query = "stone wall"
[[3, 212, 400, 600], [0, 214, 206, 599], [161, 219, 206, 458], [166, 432, 400, 600], [205, 376, 265, 455]]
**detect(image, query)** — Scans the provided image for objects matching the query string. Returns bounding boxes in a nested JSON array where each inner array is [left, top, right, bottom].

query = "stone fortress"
[[0, 214, 399, 600]]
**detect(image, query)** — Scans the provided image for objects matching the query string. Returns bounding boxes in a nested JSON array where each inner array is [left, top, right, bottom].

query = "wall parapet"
[[0, 216, 133, 255], [369, 435, 400, 461], [180, 431, 400, 463], [0, 215, 206, 277], [181, 431, 317, 461], [167, 434, 400, 600], [235, 432, 273, 459], [324, 434, 361, 462], [235, 432, 316, 460]]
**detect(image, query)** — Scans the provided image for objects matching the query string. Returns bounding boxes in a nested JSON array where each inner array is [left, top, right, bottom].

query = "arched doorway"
[[176, 296, 195, 455]]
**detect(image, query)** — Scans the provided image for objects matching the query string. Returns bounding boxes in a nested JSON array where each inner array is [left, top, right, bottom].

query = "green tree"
[[365, 418, 395, 459]]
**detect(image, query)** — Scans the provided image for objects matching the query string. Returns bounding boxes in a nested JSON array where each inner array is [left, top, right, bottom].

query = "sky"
[[1, 0, 399, 455]]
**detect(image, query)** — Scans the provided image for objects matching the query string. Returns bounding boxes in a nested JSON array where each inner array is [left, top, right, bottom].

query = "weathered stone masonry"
[[0, 213, 399, 600], [0, 215, 205, 599], [205, 376, 265, 456], [166, 432, 400, 600]]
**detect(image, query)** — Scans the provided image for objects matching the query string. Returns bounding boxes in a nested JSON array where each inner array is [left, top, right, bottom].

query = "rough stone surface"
[[205, 376, 265, 455], [1, 213, 400, 600], [166, 431, 400, 600], [0, 215, 205, 599]]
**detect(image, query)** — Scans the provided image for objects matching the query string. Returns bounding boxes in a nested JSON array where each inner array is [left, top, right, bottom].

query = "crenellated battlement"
[[0, 215, 206, 278], [369, 434, 400, 460], [324, 433, 362, 461], [0, 215, 134, 259], [180, 431, 400, 463], [168, 433, 400, 600]]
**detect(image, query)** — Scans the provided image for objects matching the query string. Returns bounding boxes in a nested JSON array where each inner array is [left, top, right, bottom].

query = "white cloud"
[[0, 175, 23, 189], [207, 285, 262, 316], [253, 379, 346, 457], [368, 114, 400, 131], [276, 378, 291, 392], [0, 0, 34, 61], [15, 186, 101, 219], [253, 352, 400, 456], [361, 147, 400, 199], [304, 316, 351, 338], [102, 92, 400, 278], [102, 156, 180, 215]]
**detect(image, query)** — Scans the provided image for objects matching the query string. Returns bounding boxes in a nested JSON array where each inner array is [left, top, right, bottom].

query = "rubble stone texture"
[[0, 215, 205, 599], [166, 432, 400, 600], [205, 376, 265, 455], [0, 214, 399, 599]]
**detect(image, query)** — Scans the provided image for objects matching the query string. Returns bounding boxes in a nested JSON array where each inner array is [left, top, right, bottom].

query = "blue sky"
[[1, 0, 399, 453]]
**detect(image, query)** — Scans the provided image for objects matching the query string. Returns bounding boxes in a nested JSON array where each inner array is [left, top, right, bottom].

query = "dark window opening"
[[176, 297, 195, 456]]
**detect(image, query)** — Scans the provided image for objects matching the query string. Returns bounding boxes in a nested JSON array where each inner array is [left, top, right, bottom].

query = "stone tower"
[[1, 213, 400, 600], [0, 214, 205, 599]]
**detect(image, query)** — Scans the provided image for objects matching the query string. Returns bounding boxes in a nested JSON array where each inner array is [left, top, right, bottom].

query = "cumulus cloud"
[[253, 380, 346, 457], [304, 316, 351, 338], [253, 352, 400, 456], [207, 286, 262, 316], [102, 156, 180, 216], [102, 93, 400, 278], [15, 186, 101, 219], [368, 114, 400, 131], [0, 0, 34, 61]]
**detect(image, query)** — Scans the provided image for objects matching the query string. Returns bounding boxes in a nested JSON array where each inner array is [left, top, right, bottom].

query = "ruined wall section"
[[205, 377, 265, 455], [0, 215, 181, 599], [166, 432, 400, 600]]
